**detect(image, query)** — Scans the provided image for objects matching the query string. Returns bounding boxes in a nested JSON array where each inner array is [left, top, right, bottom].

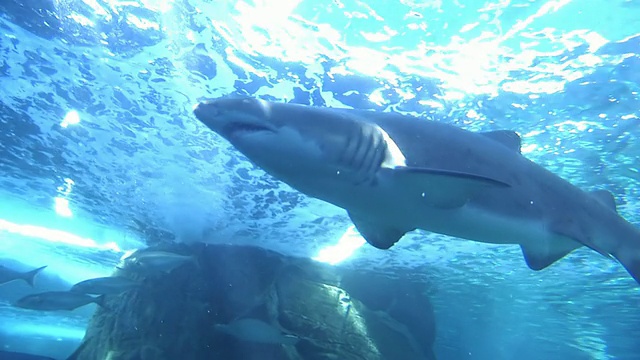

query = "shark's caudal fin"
[[22, 265, 47, 287], [614, 247, 640, 284], [93, 294, 107, 308], [589, 190, 640, 284]]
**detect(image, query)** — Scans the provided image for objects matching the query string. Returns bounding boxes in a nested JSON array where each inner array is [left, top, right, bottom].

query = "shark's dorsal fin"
[[480, 130, 522, 153], [590, 190, 617, 212], [348, 212, 410, 249], [381, 166, 510, 209]]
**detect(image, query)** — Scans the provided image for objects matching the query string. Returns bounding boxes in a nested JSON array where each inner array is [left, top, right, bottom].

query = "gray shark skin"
[[193, 97, 640, 284]]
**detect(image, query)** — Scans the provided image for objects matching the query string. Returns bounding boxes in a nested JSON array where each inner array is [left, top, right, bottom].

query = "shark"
[[193, 97, 640, 284]]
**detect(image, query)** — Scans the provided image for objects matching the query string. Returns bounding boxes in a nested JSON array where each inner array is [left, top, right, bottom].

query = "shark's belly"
[[340, 181, 556, 247], [409, 204, 560, 247]]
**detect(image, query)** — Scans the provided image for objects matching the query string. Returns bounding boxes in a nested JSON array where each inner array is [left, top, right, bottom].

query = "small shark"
[[193, 97, 640, 284], [70, 276, 141, 295], [14, 291, 105, 311], [0, 265, 47, 286], [214, 318, 300, 345], [118, 250, 196, 274]]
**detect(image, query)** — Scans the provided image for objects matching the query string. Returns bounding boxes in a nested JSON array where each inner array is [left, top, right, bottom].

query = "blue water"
[[1, 0, 640, 359]]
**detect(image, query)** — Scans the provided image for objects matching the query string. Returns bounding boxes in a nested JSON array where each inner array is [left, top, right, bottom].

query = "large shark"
[[193, 97, 640, 284]]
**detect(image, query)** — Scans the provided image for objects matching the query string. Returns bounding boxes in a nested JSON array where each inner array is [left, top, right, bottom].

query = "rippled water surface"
[[1, 0, 640, 359]]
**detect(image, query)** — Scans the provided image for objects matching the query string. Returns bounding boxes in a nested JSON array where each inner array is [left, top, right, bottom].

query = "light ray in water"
[[60, 110, 80, 128], [0, 219, 120, 252], [54, 197, 73, 218], [313, 225, 366, 265]]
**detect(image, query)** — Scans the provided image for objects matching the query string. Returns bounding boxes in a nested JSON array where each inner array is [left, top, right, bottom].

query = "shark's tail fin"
[[22, 265, 47, 287], [93, 294, 107, 307], [614, 249, 640, 285]]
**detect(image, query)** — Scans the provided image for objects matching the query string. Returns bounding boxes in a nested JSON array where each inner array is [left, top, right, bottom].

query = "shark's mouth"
[[224, 122, 275, 136]]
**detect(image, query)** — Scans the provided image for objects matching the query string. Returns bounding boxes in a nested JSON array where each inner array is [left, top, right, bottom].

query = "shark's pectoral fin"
[[349, 212, 411, 249], [520, 240, 582, 271], [590, 190, 617, 212], [382, 166, 509, 209]]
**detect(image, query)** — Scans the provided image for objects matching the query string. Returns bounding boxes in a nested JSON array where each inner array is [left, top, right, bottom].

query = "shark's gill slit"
[[365, 134, 385, 183], [353, 128, 375, 176], [343, 123, 364, 168]]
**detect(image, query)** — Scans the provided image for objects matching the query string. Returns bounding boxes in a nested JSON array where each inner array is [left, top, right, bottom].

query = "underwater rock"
[[67, 243, 436, 360]]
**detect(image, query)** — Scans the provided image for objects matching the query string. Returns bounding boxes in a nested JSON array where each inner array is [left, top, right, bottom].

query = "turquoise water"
[[0, 0, 639, 359]]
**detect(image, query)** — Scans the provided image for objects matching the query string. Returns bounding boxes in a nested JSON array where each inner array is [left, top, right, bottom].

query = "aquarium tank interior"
[[1, 0, 640, 359]]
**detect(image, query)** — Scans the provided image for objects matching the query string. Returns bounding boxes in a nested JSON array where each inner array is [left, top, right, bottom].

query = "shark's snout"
[[193, 100, 221, 126], [193, 98, 277, 138], [193, 100, 218, 114]]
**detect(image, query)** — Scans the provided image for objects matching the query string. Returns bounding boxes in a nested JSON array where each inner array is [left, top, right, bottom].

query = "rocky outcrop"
[[68, 243, 436, 360]]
